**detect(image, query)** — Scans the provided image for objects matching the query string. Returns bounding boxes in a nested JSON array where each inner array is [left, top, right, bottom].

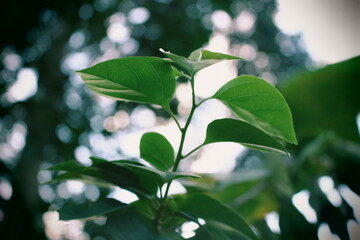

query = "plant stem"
[[166, 108, 182, 131], [182, 144, 204, 159], [153, 73, 198, 231], [196, 97, 211, 107]]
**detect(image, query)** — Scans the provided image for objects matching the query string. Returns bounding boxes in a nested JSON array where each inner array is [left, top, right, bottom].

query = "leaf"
[[164, 172, 200, 183], [204, 118, 287, 154], [91, 158, 162, 195], [193, 220, 254, 240], [161, 48, 241, 74], [160, 48, 193, 73], [57, 198, 127, 220], [171, 66, 190, 80], [189, 49, 242, 72], [77, 57, 175, 108], [48, 160, 114, 186], [140, 132, 175, 171], [98, 207, 161, 240], [49, 172, 113, 188], [50, 159, 155, 196], [280, 56, 360, 142], [213, 75, 297, 144], [178, 193, 258, 240]]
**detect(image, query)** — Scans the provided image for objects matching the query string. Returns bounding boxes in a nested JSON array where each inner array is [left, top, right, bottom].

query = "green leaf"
[[189, 49, 242, 72], [50, 159, 155, 196], [191, 220, 252, 240], [140, 132, 175, 171], [77, 57, 175, 108], [213, 75, 297, 144], [57, 198, 127, 220], [178, 193, 258, 240], [91, 158, 162, 195], [98, 207, 161, 240], [204, 118, 287, 154], [160, 48, 193, 73], [48, 172, 113, 188], [161, 48, 241, 74], [164, 172, 200, 182], [171, 66, 190, 80]]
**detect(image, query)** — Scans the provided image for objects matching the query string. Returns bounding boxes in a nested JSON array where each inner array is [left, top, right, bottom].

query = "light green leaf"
[[171, 66, 190, 80], [189, 49, 242, 72], [164, 172, 200, 182], [204, 118, 287, 154], [213, 75, 297, 144], [58, 198, 127, 220], [140, 132, 175, 171], [161, 48, 241, 74], [160, 48, 193, 73], [77, 57, 175, 108], [178, 193, 259, 240]]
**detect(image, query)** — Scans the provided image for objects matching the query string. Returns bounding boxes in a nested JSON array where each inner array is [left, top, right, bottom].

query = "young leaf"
[[140, 132, 175, 171], [178, 193, 258, 240], [161, 48, 241, 74], [189, 49, 242, 73], [171, 66, 190, 80], [213, 75, 297, 144], [57, 198, 127, 220], [77, 57, 175, 109], [160, 48, 193, 73], [204, 118, 287, 154]]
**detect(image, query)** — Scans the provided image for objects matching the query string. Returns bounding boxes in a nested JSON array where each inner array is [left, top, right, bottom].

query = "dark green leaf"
[[58, 198, 127, 220], [191, 220, 252, 240], [178, 193, 258, 240], [204, 118, 287, 154], [140, 132, 175, 171], [48, 160, 115, 187], [77, 57, 175, 108], [280, 56, 360, 142], [48, 160, 86, 172], [50, 159, 156, 196], [100, 207, 161, 240], [49, 172, 113, 188], [213, 75, 297, 144], [92, 159, 161, 195]]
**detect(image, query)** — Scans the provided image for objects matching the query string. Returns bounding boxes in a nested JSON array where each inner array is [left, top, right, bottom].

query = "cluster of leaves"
[[49, 48, 297, 239]]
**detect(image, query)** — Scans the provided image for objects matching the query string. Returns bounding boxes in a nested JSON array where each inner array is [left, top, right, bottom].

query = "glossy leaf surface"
[[58, 198, 127, 220], [213, 75, 297, 144], [140, 132, 175, 171], [204, 118, 287, 154], [178, 194, 258, 240], [77, 57, 175, 108]]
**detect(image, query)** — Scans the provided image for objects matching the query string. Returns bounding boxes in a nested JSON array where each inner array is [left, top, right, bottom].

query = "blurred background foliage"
[[0, 0, 358, 239]]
